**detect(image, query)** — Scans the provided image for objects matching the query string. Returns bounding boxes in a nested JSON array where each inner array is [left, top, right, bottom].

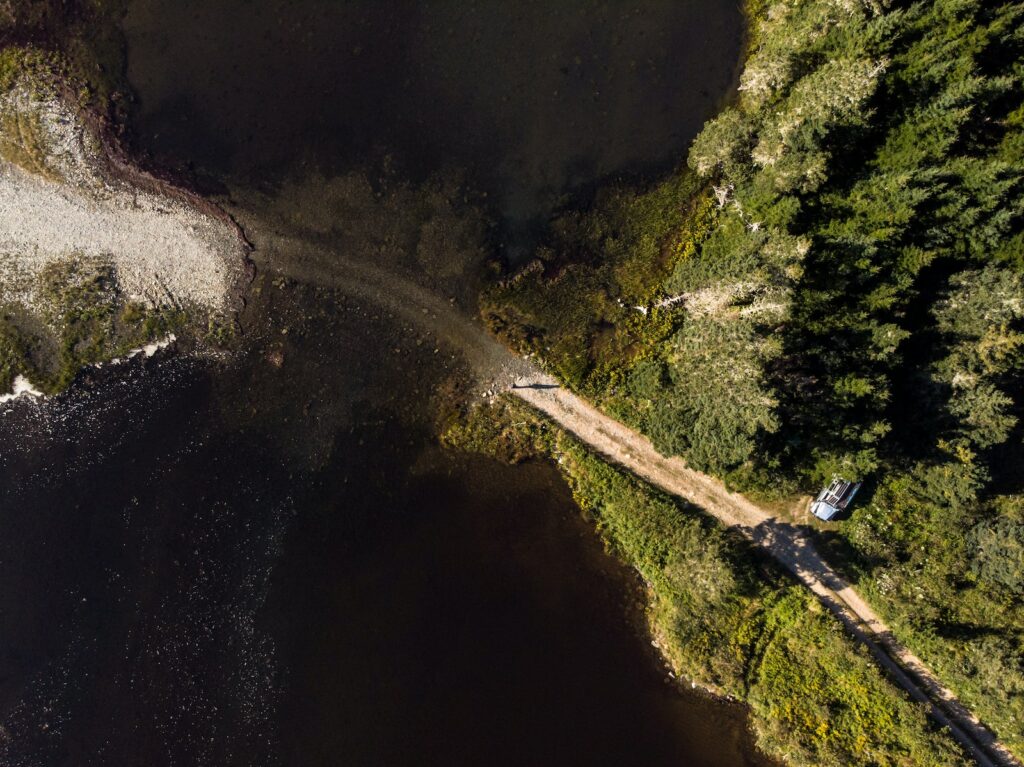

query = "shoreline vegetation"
[[479, 0, 1023, 764], [443, 395, 968, 766], [0, 1, 249, 397], [2, 0, 1018, 765]]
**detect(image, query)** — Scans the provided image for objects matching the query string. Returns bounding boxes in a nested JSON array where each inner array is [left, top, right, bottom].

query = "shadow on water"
[[0, 2, 777, 766], [122, 0, 741, 256]]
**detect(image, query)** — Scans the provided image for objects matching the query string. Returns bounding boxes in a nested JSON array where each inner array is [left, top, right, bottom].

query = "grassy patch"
[[480, 0, 1024, 757], [0, 1, 129, 109], [844, 474, 1024, 758], [0, 106, 60, 180], [441, 394, 554, 465], [0, 256, 187, 394], [482, 172, 711, 398]]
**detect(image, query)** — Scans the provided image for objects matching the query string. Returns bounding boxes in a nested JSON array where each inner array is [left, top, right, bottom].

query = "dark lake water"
[[122, 0, 741, 253], [0, 2, 775, 765]]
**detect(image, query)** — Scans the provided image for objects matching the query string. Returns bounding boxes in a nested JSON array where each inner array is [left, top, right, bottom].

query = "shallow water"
[[0, 291, 768, 766], [0, 2, 775, 765], [123, 0, 740, 254]]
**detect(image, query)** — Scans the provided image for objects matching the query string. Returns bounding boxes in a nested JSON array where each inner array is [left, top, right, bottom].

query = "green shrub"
[[0, 258, 188, 394], [555, 435, 967, 767]]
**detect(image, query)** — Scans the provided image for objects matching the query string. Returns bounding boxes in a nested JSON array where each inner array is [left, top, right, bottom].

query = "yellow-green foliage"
[[482, 171, 712, 397], [463, 3, 1024, 765], [0, 257, 185, 394], [0, 45, 54, 94], [0, 2, 129, 108], [846, 471, 1024, 758], [441, 394, 553, 465], [0, 309, 30, 391], [0, 107, 58, 180], [484, 2, 1024, 755], [445, 401, 968, 765], [201, 313, 238, 348]]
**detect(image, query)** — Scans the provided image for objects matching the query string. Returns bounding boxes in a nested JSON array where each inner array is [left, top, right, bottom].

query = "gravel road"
[[245, 202, 1017, 767], [513, 380, 1020, 767]]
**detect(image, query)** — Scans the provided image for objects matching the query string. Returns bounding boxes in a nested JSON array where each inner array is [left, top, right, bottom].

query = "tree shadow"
[[932, 621, 1003, 642]]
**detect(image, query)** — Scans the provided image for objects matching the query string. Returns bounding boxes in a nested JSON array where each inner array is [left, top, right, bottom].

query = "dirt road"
[[512, 378, 1020, 767], [245, 220, 1017, 767]]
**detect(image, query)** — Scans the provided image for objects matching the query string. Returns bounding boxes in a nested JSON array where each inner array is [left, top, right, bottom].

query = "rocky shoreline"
[[0, 51, 252, 395]]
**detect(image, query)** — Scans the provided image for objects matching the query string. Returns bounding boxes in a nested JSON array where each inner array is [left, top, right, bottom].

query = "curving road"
[[247, 220, 1017, 767], [512, 378, 1020, 767]]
